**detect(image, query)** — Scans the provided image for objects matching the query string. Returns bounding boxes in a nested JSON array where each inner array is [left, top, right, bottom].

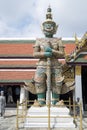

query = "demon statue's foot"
[[33, 100, 46, 107], [33, 100, 41, 107], [52, 92, 60, 105], [55, 100, 65, 107], [36, 93, 46, 107]]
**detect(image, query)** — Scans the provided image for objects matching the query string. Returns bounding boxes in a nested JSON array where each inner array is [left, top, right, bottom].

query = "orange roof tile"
[[0, 42, 76, 56], [0, 41, 76, 82], [64, 43, 76, 54], [0, 71, 35, 80], [0, 60, 37, 67], [0, 43, 34, 56]]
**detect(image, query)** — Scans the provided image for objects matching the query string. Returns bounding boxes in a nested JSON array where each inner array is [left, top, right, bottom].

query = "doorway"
[[4, 85, 20, 107], [82, 66, 87, 111]]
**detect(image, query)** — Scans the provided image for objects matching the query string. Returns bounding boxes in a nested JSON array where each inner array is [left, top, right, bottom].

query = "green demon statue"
[[24, 6, 74, 106], [33, 6, 64, 106]]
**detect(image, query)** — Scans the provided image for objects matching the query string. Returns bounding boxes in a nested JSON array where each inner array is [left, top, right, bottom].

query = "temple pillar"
[[20, 85, 28, 104], [75, 66, 83, 111]]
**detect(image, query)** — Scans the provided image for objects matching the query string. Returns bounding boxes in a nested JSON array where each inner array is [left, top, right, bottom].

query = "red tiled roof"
[[0, 60, 37, 67], [0, 42, 75, 56], [0, 71, 35, 81], [64, 43, 76, 54], [0, 43, 34, 56], [0, 41, 76, 82]]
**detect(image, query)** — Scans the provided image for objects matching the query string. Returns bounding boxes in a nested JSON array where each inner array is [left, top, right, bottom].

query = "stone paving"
[[0, 108, 87, 130], [0, 108, 16, 130]]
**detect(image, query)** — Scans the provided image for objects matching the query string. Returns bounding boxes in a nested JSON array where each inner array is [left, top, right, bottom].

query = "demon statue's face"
[[42, 21, 58, 38]]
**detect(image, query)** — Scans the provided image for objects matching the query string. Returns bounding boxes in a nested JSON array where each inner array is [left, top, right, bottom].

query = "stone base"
[[24, 106, 75, 128]]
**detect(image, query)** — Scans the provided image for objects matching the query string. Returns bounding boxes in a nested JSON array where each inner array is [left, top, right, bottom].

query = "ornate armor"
[[33, 38, 64, 105]]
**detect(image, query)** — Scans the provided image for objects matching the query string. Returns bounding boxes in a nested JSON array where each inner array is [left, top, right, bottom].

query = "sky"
[[0, 0, 87, 38]]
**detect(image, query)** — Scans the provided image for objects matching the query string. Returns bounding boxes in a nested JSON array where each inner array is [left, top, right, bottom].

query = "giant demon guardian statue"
[[24, 6, 74, 107]]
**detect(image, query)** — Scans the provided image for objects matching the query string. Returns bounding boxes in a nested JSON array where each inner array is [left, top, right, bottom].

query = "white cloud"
[[0, 0, 86, 38]]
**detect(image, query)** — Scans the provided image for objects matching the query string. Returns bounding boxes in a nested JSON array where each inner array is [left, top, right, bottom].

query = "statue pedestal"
[[24, 106, 75, 128]]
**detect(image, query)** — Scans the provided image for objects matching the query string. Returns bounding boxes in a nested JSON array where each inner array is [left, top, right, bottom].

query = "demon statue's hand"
[[44, 47, 52, 52], [44, 52, 52, 57]]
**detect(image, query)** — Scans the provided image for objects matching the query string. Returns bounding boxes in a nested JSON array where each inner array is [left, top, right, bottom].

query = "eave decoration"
[[65, 32, 87, 63]]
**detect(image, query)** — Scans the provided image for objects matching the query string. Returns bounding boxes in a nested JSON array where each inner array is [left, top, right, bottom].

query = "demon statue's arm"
[[33, 44, 52, 58], [33, 40, 65, 59], [52, 40, 65, 58]]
